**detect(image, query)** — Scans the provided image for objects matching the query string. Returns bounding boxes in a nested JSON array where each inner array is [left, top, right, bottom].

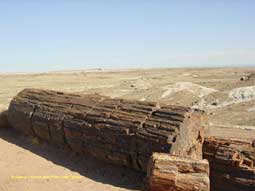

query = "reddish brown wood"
[[146, 153, 210, 191], [203, 137, 255, 191], [7, 88, 205, 172]]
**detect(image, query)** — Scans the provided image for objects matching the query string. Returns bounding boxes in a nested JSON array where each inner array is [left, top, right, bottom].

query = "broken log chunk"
[[203, 137, 255, 191], [7, 88, 205, 172], [146, 153, 210, 191]]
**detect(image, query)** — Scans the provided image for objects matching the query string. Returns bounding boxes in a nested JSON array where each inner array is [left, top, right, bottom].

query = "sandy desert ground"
[[1, 67, 255, 191]]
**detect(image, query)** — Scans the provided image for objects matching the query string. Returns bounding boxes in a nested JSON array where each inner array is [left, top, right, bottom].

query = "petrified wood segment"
[[146, 153, 210, 191], [7, 88, 205, 172], [203, 137, 255, 191]]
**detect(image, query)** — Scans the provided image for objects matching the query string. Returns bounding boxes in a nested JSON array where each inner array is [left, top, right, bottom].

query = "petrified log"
[[146, 153, 210, 191], [203, 137, 255, 191], [7, 88, 205, 172]]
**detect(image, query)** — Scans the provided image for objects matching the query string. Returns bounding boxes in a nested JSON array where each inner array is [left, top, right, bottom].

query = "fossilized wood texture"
[[146, 153, 210, 191], [203, 137, 255, 191], [8, 88, 205, 172], [0, 110, 10, 128]]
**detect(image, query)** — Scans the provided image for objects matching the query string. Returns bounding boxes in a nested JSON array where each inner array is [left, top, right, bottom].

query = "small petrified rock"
[[146, 153, 210, 191], [240, 76, 248, 81]]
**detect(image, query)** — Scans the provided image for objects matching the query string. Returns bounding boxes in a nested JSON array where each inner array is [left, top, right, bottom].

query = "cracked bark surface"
[[203, 137, 255, 191], [7, 88, 205, 172], [146, 153, 210, 191]]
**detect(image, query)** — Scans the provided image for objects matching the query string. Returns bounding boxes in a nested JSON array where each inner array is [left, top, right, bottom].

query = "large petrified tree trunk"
[[203, 137, 255, 191], [146, 153, 210, 191], [7, 88, 205, 172]]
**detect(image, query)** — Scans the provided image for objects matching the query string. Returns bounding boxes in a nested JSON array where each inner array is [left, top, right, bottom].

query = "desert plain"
[[1, 67, 255, 191]]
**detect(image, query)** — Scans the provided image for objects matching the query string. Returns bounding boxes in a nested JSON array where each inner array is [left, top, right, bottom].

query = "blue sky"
[[0, 1, 255, 72]]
